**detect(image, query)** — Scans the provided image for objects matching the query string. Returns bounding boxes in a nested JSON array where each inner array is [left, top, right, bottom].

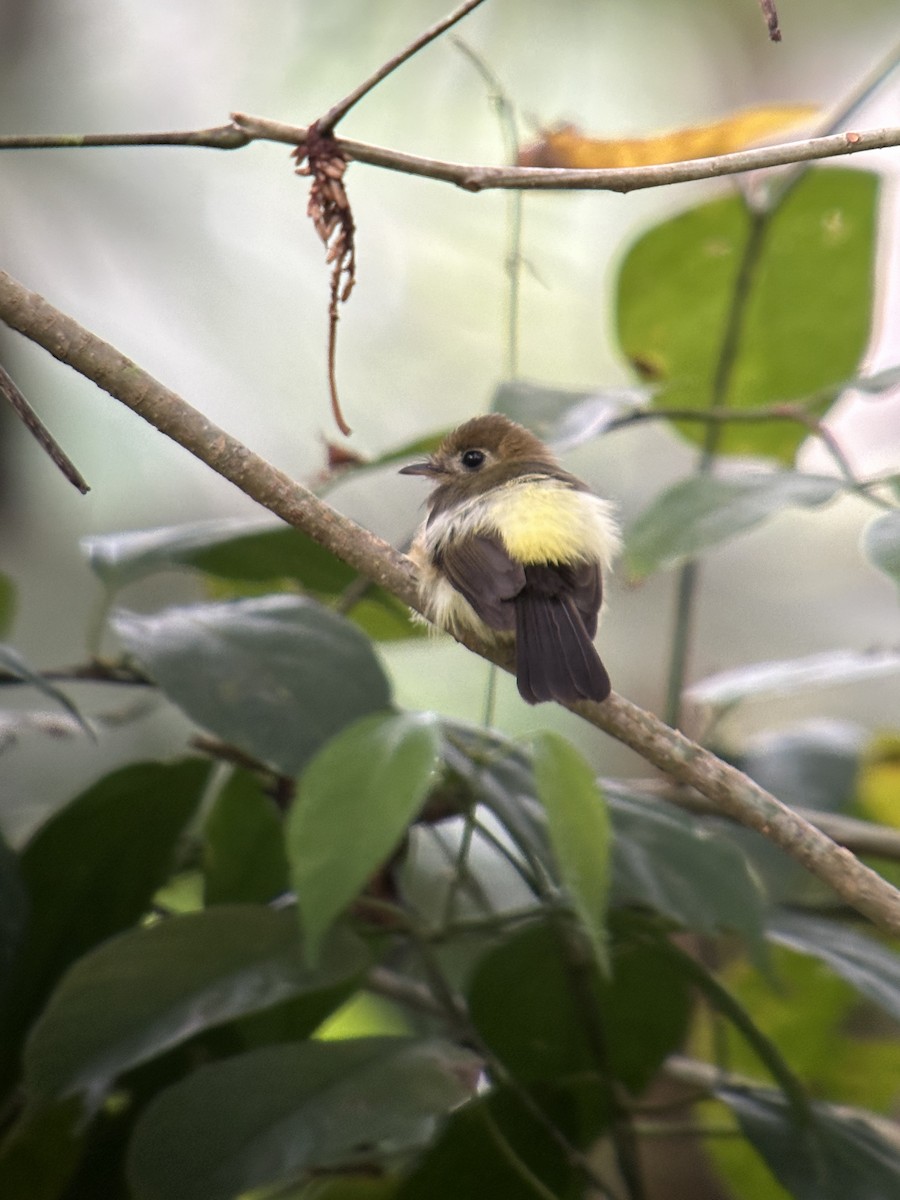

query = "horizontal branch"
[[1, 114, 897, 194], [2, 267, 900, 939]]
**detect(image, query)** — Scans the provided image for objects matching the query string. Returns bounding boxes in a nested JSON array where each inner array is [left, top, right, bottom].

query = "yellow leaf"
[[517, 105, 817, 170]]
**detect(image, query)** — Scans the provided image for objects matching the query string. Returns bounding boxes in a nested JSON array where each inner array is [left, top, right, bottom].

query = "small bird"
[[400, 414, 620, 705]]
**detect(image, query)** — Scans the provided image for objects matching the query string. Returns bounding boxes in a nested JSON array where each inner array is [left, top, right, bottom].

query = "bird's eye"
[[461, 449, 485, 470]]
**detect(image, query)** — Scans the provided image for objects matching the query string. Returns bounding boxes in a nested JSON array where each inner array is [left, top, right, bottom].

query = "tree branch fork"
[[1, 268, 899, 939]]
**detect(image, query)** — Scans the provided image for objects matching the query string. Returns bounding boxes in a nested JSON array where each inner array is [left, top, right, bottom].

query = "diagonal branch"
[[2, 268, 899, 938]]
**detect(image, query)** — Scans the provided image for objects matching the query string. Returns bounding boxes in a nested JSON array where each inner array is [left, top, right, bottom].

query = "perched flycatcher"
[[400, 414, 620, 705]]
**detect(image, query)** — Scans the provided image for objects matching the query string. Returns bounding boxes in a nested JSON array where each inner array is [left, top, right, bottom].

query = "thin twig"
[[317, 0, 491, 132], [2, 269, 900, 938], [0, 363, 89, 492], [4, 118, 899, 194], [757, 0, 781, 42]]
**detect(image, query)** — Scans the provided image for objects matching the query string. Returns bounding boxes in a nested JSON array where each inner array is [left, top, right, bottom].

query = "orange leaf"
[[517, 105, 817, 170]]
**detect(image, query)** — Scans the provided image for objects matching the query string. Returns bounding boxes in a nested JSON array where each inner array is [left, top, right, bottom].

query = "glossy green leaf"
[[203, 770, 290, 905], [469, 918, 691, 1098], [0, 644, 92, 736], [127, 1038, 479, 1200], [0, 760, 209, 1092], [532, 733, 611, 970], [23, 906, 368, 1114], [624, 471, 839, 578], [605, 788, 766, 947], [768, 912, 900, 1024], [112, 596, 392, 776], [863, 509, 900, 588], [0, 573, 16, 637], [288, 712, 440, 959], [718, 1084, 900, 1199], [687, 649, 900, 709], [616, 168, 878, 461]]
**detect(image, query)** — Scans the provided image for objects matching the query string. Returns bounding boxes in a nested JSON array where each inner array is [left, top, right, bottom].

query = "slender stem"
[[0, 364, 89, 493], [664, 210, 769, 727], [317, 0, 490, 131]]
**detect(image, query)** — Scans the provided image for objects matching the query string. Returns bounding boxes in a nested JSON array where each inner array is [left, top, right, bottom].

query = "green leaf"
[[0, 1099, 83, 1200], [23, 906, 368, 1114], [718, 1084, 900, 1200], [687, 649, 900, 709], [532, 733, 611, 970], [616, 168, 878, 461], [84, 519, 424, 641], [0, 831, 27, 983], [127, 1038, 479, 1200], [397, 1085, 577, 1200], [491, 378, 647, 448], [605, 788, 766, 947], [768, 912, 900, 1024], [0, 644, 92, 737], [469, 918, 691, 1098], [0, 760, 209, 1092], [624, 471, 839, 578], [288, 712, 440, 959], [84, 518, 355, 592], [112, 596, 392, 776], [203, 770, 290, 905], [0, 573, 16, 637], [863, 509, 900, 588]]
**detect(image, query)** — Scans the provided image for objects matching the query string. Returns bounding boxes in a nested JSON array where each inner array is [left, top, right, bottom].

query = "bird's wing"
[[563, 559, 603, 638], [436, 534, 524, 632]]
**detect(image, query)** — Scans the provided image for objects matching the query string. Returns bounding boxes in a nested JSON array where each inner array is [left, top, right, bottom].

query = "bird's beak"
[[398, 459, 438, 477]]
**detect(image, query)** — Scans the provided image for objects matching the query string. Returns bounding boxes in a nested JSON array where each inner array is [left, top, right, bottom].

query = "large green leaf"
[[718, 1084, 900, 1200], [532, 732, 611, 970], [85, 520, 423, 641], [469, 918, 691, 1098], [112, 596, 392, 776], [127, 1038, 479, 1200], [605, 788, 766, 948], [23, 906, 368, 1114], [863, 509, 900, 589], [288, 711, 440, 959], [624, 471, 839, 578], [768, 912, 900, 1024], [203, 769, 290, 905], [0, 760, 208, 1092], [616, 168, 878, 461]]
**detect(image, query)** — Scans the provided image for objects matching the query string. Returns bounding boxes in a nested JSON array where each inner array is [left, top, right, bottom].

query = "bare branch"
[[318, 0, 491, 131], [2, 268, 900, 939], [0, 363, 89, 492], [3, 115, 899, 194]]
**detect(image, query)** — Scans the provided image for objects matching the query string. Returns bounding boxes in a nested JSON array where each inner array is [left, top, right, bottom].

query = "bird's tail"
[[515, 591, 611, 705]]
